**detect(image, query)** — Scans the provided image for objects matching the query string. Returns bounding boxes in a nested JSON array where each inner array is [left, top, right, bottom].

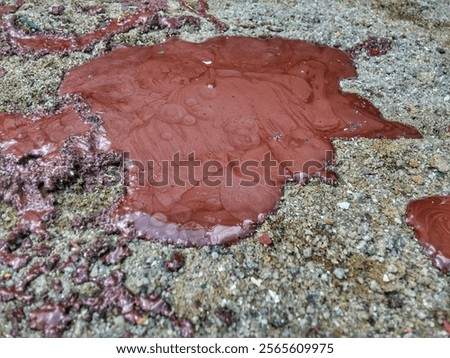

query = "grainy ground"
[[0, 0, 449, 337]]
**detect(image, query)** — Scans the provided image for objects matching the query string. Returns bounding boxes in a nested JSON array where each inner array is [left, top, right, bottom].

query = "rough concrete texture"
[[0, 0, 449, 337]]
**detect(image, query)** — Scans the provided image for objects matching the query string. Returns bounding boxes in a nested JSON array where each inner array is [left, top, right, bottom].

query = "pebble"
[[411, 175, 425, 185], [337, 201, 350, 210], [333, 268, 346, 280]]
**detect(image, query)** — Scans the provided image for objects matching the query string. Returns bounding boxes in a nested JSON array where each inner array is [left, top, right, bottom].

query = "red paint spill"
[[406, 195, 450, 273], [1, 37, 422, 248], [58, 36, 420, 246], [0, 107, 90, 158]]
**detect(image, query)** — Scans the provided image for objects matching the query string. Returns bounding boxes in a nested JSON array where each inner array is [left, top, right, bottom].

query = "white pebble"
[[337, 201, 350, 210]]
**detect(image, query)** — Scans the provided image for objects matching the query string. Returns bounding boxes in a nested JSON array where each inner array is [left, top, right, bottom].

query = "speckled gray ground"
[[0, 0, 449, 337]]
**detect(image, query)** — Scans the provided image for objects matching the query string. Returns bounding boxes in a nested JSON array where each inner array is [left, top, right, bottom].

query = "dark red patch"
[[346, 37, 392, 59], [29, 302, 71, 337], [172, 316, 194, 337], [215, 308, 234, 326], [257, 232, 272, 245], [135, 294, 171, 316], [164, 252, 185, 271], [48, 5, 65, 16], [102, 245, 132, 265], [406, 195, 450, 273], [72, 264, 90, 284]]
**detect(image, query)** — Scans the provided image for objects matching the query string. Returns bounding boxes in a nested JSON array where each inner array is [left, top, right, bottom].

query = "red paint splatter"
[[346, 37, 392, 59], [257, 232, 272, 245], [0, 0, 227, 55], [72, 264, 90, 284], [102, 245, 131, 265], [48, 5, 65, 16], [406, 195, 450, 273], [0, 244, 31, 269], [135, 294, 171, 316], [29, 302, 71, 338], [177, 0, 228, 31]]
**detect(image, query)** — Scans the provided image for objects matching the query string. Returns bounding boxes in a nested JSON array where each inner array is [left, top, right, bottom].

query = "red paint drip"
[[406, 195, 450, 273]]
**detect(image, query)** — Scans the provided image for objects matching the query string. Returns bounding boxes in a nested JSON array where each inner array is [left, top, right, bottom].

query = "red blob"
[[0, 107, 90, 157], [406, 195, 450, 273], [1, 36, 422, 247], [59, 36, 420, 246], [29, 302, 71, 337]]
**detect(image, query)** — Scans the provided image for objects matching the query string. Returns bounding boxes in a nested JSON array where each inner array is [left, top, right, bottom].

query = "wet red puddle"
[[2, 36, 422, 247], [406, 195, 450, 273]]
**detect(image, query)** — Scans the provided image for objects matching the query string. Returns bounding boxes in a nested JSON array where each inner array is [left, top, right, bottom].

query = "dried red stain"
[[135, 294, 171, 316], [215, 308, 234, 326], [172, 316, 194, 338], [346, 37, 392, 59], [29, 302, 71, 338], [406, 195, 450, 273], [102, 245, 132, 265]]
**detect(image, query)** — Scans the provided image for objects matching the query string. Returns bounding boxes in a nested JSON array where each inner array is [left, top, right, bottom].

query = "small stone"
[[323, 217, 335, 225], [268, 289, 280, 303], [383, 274, 390, 282], [409, 158, 419, 168], [411, 175, 424, 185], [405, 104, 419, 113], [303, 247, 312, 258], [337, 201, 350, 210], [429, 156, 449, 173], [333, 268, 345, 280], [251, 277, 262, 287]]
